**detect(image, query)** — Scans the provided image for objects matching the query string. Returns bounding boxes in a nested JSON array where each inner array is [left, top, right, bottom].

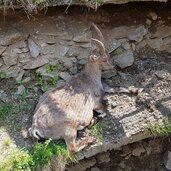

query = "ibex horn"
[[91, 38, 105, 55], [91, 23, 105, 43]]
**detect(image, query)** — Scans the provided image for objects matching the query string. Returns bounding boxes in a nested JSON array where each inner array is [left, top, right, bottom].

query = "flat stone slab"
[[76, 90, 170, 160], [75, 54, 171, 159]]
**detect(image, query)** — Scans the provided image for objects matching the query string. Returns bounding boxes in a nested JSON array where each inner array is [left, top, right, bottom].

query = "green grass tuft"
[[0, 103, 12, 119], [149, 119, 171, 136], [0, 139, 77, 171], [90, 122, 106, 143]]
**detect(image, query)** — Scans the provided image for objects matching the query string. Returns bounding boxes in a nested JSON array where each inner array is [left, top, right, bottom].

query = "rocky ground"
[[0, 1, 171, 171]]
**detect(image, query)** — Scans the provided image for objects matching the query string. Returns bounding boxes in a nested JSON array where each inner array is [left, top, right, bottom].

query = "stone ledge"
[[76, 92, 170, 160]]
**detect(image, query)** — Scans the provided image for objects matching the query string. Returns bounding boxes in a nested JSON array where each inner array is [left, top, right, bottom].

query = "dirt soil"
[[0, 1, 171, 171]]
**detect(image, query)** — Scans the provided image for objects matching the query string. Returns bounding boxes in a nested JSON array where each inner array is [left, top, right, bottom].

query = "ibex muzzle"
[[29, 23, 114, 153]]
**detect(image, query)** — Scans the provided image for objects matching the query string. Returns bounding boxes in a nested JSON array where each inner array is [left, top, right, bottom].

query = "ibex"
[[29, 23, 130, 153]]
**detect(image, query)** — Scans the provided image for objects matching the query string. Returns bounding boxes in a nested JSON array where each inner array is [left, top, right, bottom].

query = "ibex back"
[[29, 23, 114, 153]]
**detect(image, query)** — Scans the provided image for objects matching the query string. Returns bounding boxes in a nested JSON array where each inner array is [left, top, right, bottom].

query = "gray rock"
[[2, 46, 19, 66], [110, 26, 128, 39], [102, 70, 117, 79], [148, 38, 163, 49], [61, 57, 73, 69], [77, 49, 90, 59], [15, 70, 25, 82], [152, 26, 171, 39], [15, 85, 26, 96], [122, 41, 131, 50], [132, 144, 145, 156], [155, 71, 166, 79], [146, 19, 152, 26], [0, 65, 20, 78], [0, 90, 8, 102], [128, 25, 147, 42], [91, 167, 101, 171], [135, 39, 148, 51], [22, 47, 29, 53], [22, 77, 31, 83], [110, 25, 147, 42], [14, 40, 27, 49], [59, 72, 71, 81], [70, 66, 77, 74], [66, 157, 96, 171], [114, 50, 134, 69], [18, 53, 31, 64], [96, 152, 110, 164], [0, 31, 27, 46], [68, 45, 80, 57], [41, 44, 55, 55], [28, 38, 41, 58], [73, 31, 91, 43], [78, 59, 86, 65], [148, 12, 158, 20], [58, 45, 69, 57], [164, 151, 171, 170], [23, 57, 49, 69], [0, 46, 7, 55], [80, 43, 91, 48], [107, 39, 121, 53], [56, 80, 65, 88]]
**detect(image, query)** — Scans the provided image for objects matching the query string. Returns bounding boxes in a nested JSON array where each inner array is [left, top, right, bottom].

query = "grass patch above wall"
[[0, 0, 104, 13], [0, 139, 77, 171]]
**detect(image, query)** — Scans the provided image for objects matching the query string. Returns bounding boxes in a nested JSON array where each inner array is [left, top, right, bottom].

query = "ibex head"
[[90, 23, 113, 71]]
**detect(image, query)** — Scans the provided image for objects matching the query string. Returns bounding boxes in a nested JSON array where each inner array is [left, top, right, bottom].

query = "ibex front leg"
[[64, 125, 95, 153]]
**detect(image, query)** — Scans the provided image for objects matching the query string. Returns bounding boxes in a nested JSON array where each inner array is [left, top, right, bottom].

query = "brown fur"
[[29, 24, 113, 153]]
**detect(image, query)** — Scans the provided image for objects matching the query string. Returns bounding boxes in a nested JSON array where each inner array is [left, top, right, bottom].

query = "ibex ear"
[[89, 55, 99, 61]]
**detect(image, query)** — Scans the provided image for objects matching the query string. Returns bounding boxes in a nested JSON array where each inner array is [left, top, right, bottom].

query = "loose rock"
[[61, 57, 73, 69], [155, 70, 166, 79], [152, 26, 171, 39], [107, 39, 121, 53], [113, 50, 134, 69], [23, 57, 49, 69], [148, 12, 158, 21], [128, 25, 147, 42], [132, 144, 146, 156], [91, 167, 101, 171], [58, 45, 69, 57], [0, 65, 20, 78], [78, 59, 86, 65], [0, 46, 7, 55], [164, 151, 171, 171], [28, 38, 41, 58], [0, 31, 27, 46], [0, 90, 8, 102], [73, 31, 91, 43], [148, 38, 163, 49], [2, 46, 19, 66], [66, 157, 96, 171], [59, 72, 71, 81], [96, 152, 110, 164], [70, 66, 77, 74], [15, 70, 25, 82], [102, 70, 117, 79], [15, 85, 26, 96], [68, 45, 80, 57], [146, 19, 152, 26]]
